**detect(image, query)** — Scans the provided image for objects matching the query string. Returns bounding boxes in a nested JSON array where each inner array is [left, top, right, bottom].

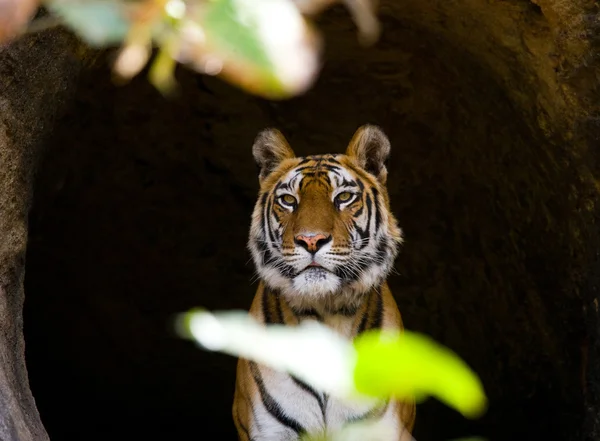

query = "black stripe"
[[259, 196, 269, 247], [322, 164, 341, 172], [272, 207, 281, 223], [372, 289, 384, 329], [357, 290, 383, 334], [274, 291, 284, 323], [291, 307, 324, 321], [293, 166, 316, 173], [351, 192, 372, 250], [275, 181, 290, 191], [261, 239, 297, 280], [331, 303, 360, 316], [313, 171, 331, 188], [372, 187, 382, 231], [291, 375, 327, 417], [365, 193, 373, 233], [354, 201, 364, 217], [265, 197, 277, 244], [263, 248, 274, 267], [254, 236, 273, 267], [262, 289, 274, 324], [357, 305, 370, 334], [260, 193, 268, 206], [352, 219, 369, 247], [262, 289, 285, 324], [375, 238, 390, 265], [346, 400, 389, 423], [249, 362, 307, 435], [299, 176, 307, 190], [260, 200, 271, 248], [352, 251, 372, 279]]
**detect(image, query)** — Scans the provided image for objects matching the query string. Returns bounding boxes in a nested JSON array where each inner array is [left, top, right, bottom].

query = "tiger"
[[232, 124, 416, 441]]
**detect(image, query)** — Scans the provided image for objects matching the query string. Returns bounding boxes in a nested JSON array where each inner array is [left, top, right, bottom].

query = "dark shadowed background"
[[21, 5, 599, 441]]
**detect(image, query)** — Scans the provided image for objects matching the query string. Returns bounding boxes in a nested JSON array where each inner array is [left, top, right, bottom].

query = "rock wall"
[[0, 29, 81, 441]]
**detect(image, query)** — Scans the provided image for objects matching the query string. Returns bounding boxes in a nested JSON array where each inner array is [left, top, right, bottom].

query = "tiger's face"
[[248, 125, 402, 304]]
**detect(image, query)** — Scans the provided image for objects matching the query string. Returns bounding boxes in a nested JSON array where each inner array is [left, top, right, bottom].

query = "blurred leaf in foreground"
[[16, 0, 380, 97], [17, 0, 379, 98], [175, 308, 488, 419], [42, 0, 322, 99], [0, 0, 40, 44], [354, 330, 487, 419], [45, 0, 131, 47], [178, 0, 322, 99], [299, 418, 415, 441]]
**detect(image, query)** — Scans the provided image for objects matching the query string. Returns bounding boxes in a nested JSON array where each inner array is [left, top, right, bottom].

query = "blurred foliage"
[[179, 308, 488, 440], [0, 0, 380, 98], [299, 419, 408, 441], [302, 428, 487, 441]]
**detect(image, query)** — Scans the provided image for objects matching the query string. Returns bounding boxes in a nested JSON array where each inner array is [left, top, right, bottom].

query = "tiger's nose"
[[294, 234, 332, 254]]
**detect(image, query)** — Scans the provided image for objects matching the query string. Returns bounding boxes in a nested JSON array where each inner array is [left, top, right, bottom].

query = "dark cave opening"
[[22, 8, 593, 441]]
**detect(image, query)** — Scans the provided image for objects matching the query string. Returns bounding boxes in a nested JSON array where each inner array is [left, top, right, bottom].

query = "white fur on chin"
[[291, 268, 341, 297]]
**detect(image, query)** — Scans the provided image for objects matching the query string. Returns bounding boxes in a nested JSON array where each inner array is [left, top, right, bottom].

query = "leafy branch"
[[0, 0, 381, 99]]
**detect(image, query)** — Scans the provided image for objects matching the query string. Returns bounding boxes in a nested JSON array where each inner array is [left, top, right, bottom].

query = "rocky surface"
[[0, 29, 81, 441], [0, 0, 598, 440]]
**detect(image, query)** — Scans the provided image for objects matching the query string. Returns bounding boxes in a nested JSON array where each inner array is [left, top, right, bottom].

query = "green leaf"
[[194, 0, 320, 99], [354, 330, 488, 419], [46, 0, 131, 47], [202, 0, 275, 74]]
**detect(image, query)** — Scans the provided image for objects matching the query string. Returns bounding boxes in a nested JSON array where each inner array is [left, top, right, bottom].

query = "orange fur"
[[233, 125, 415, 440]]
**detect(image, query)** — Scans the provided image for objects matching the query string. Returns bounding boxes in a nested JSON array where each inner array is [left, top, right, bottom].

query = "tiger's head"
[[248, 125, 402, 306]]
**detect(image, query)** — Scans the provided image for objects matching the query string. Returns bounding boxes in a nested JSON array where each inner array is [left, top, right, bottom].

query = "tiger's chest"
[[251, 363, 399, 440], [248, 316, 400, 440]]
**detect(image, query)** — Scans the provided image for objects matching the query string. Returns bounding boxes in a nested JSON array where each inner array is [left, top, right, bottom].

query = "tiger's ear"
[[345, 124, 391, 184], [252, 128, 296, 182]]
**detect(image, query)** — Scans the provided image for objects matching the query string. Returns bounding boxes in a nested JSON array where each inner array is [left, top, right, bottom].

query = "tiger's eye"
[[336, 192, 353, 202], [281, 194, 297, 205]]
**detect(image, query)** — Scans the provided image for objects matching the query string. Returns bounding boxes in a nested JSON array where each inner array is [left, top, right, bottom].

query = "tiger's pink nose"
[[294, 234, 331, 253]]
